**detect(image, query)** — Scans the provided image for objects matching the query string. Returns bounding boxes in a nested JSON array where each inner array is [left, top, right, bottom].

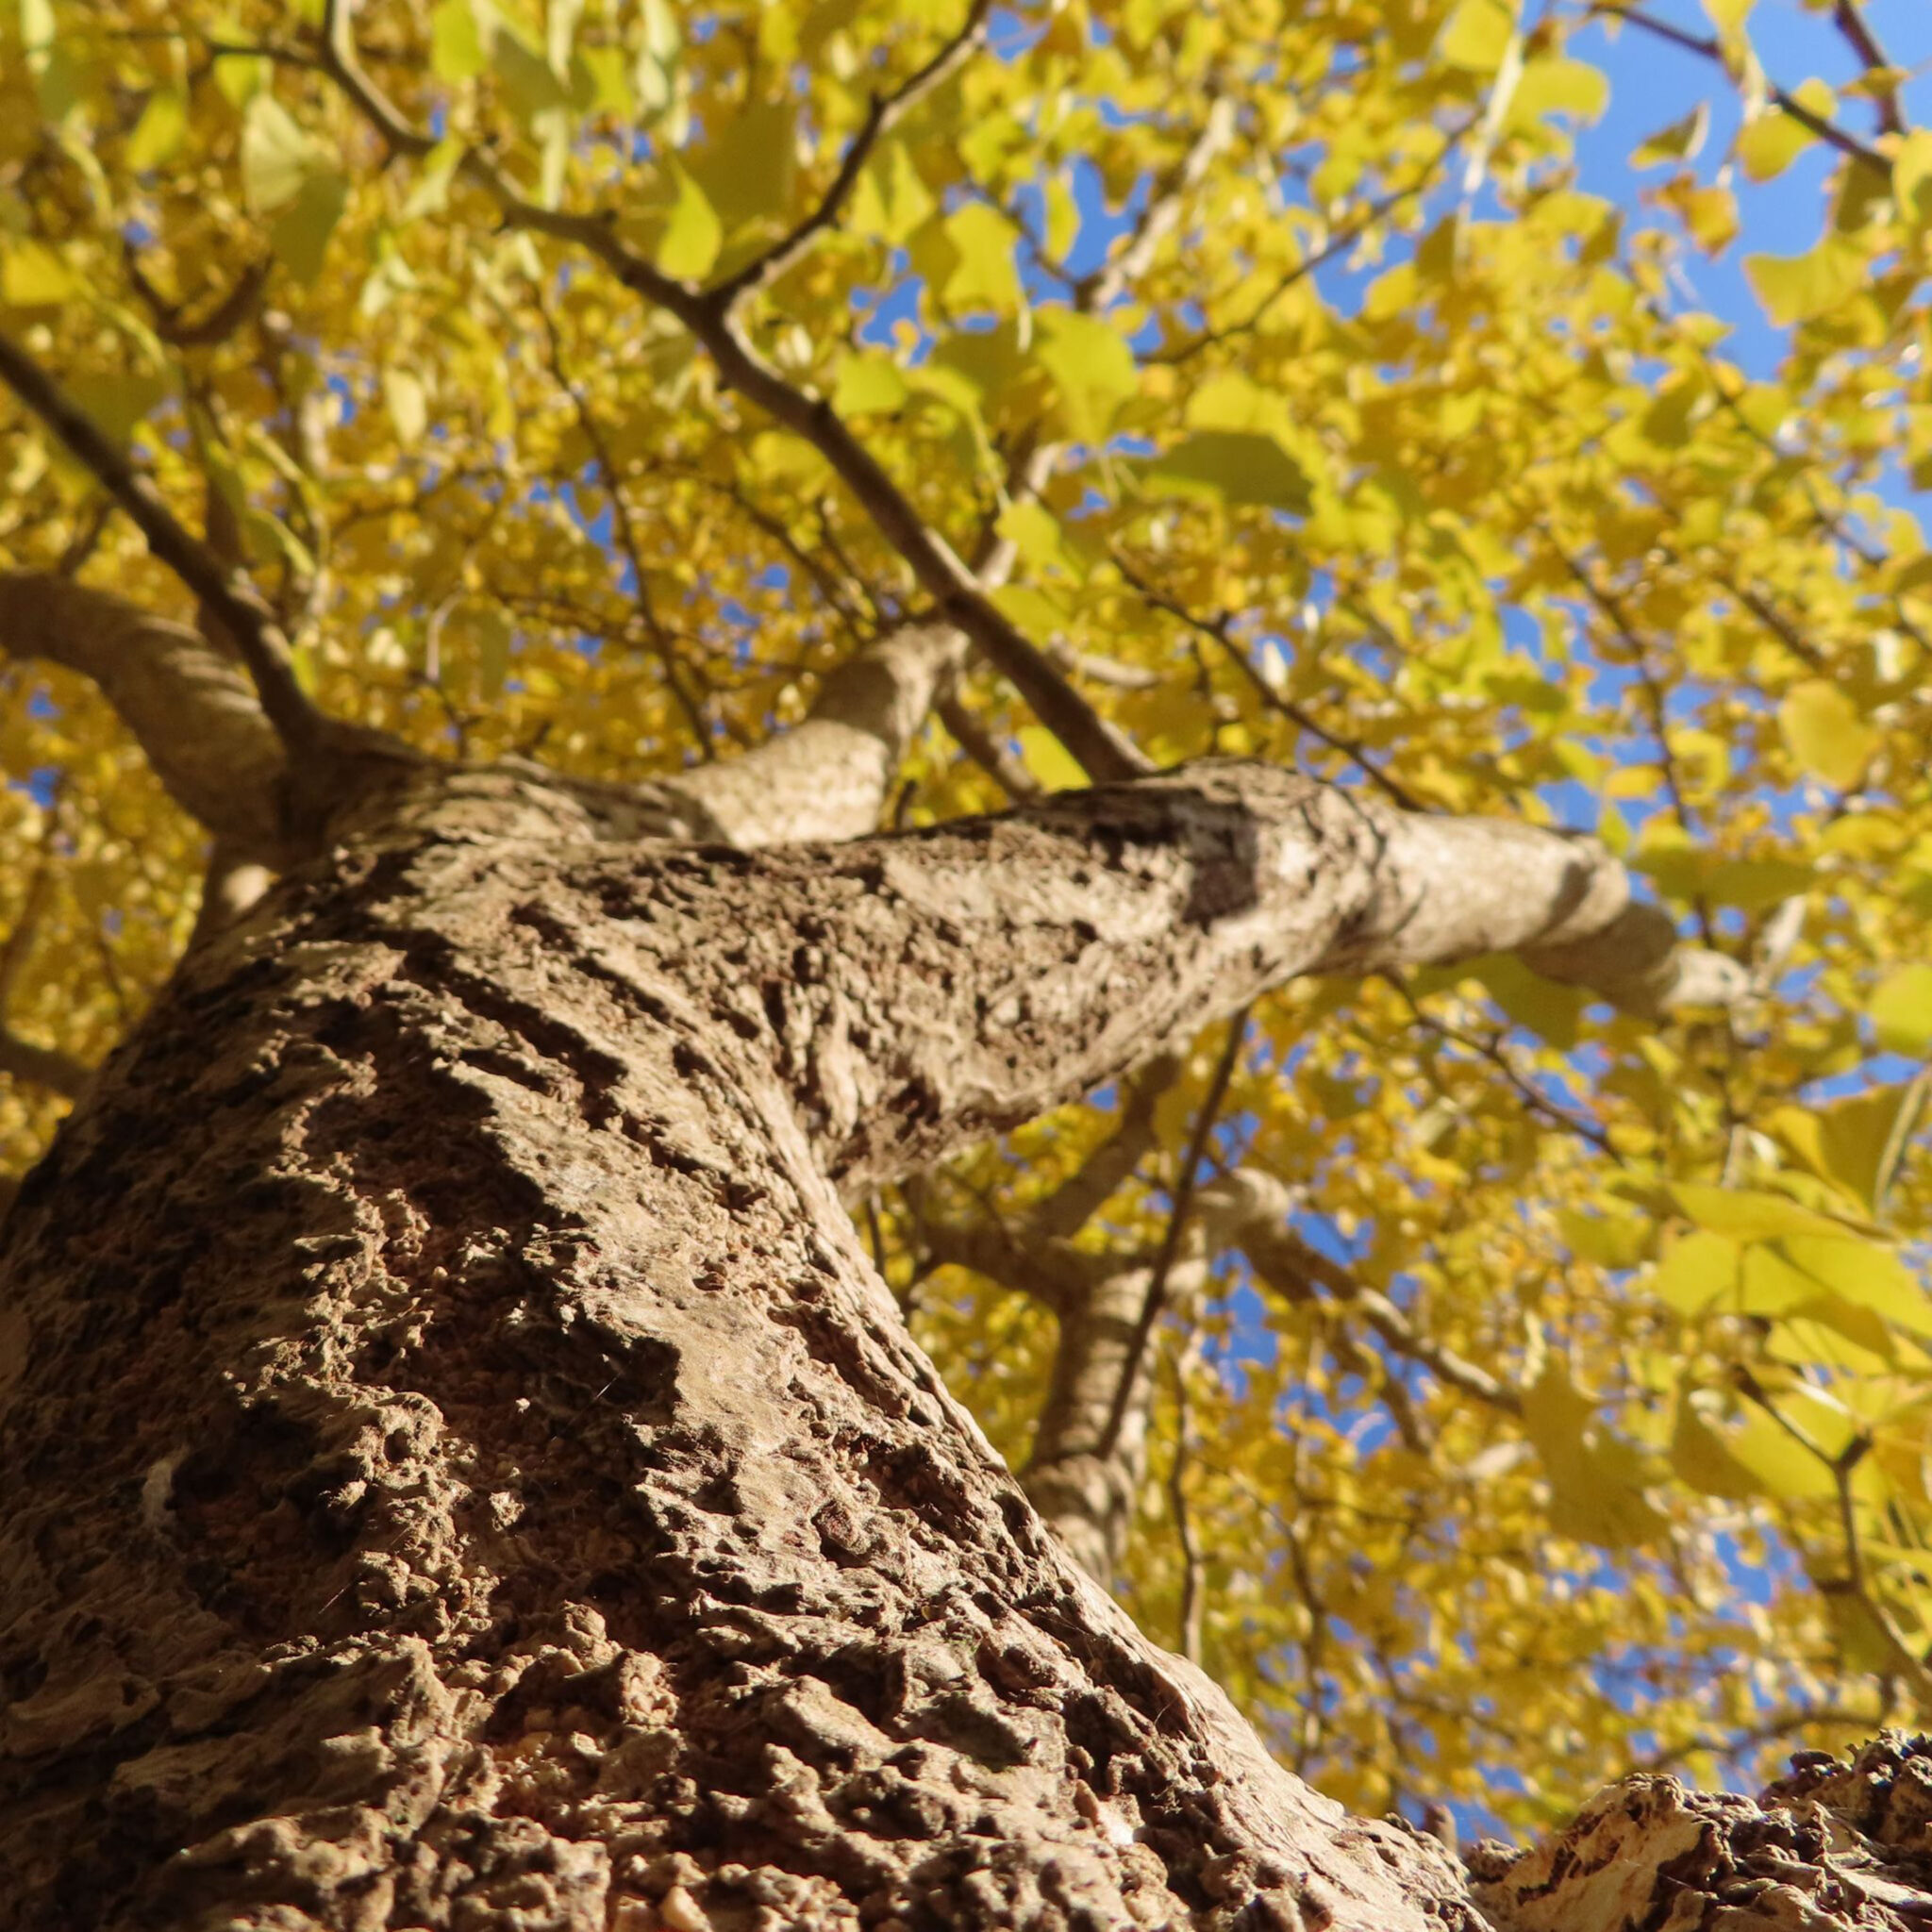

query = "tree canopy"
[[3, 0, 1931, 1840]]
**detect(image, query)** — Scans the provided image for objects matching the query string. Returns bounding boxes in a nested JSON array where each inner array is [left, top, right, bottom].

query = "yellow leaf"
[[1652, 1230, 1739, 1315], [1736, 82, 1834, 183], [1145, 431, 1310, 513], [1439, 0, 1516, 74], [1, 238, 79, 307], [1869, 964, 1932, 1056], [1778, 679, 1878, 788], [1746, 237, 1870, 326], [1700, 0, 1753, 32], [1668, 1183, 1849, 1243], [1632, 105, 1707, 169], [383, 368, 428, 445]]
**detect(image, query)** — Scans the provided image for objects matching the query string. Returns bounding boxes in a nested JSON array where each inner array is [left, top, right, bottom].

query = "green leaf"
[[1778, 679, 1878, 788], [1869, 964, 1932, 1056], [125, 88, 189, 172], [242, 95, 327, 215], [1032, 309, 1138, 444], [1145, 430, 1311, 513], [1746, 237, 1869, 326]]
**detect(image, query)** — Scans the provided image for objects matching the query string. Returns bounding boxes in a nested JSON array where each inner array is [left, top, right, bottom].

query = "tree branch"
[[1589, 2, 1890, 174], [315, 0, 1142, 788], [0, 573, 296, 863], [708, 0, 994, 306], [0, 332, 320, 756]]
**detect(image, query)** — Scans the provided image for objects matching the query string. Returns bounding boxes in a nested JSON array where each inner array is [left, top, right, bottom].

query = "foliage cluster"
[[3, 0, 1932, 1829]]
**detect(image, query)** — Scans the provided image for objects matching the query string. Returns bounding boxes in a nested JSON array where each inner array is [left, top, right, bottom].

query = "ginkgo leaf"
[[1145, 432, 1311, 513], [656, 162, 723, 280], [1778, 680, 1878, 788], [1869, 965, 1932, 1057], [1439, 0, 1516, 74], [1746, 238, 1870, 326], [1632, 104, 1707, 169], [125, 88, 188, 171], [1032, 310, 1137, 445], [242, 95, 330, 215]]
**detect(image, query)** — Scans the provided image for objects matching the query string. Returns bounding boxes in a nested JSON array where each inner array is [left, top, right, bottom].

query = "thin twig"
[[1111, 552, 1425, 810], [1100, 1007, 1250, 1458]]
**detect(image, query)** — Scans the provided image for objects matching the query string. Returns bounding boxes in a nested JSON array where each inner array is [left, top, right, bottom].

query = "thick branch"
[[658, 625, 967, 847], [0, 574, 295, 862], [730, 763, 1740, 1190]]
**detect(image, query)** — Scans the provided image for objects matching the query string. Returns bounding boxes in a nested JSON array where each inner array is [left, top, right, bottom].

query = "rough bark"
[[1, 760, 1488, 1931], [0, 631, 1804, 1928]]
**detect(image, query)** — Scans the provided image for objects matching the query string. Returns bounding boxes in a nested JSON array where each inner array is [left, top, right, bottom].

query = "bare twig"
[[1100, 1007, 1251, 1458], [1829, 0, 1907, 138], [1110, 553, 1425, 810]]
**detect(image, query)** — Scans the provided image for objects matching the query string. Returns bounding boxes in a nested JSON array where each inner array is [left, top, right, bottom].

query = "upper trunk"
[[0, 760, 1473, 1931]]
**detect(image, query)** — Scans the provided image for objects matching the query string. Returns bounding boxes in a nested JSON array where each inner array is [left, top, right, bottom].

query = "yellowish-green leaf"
[[1778, 679, 1878, 788], [1869, 964, 1932, 1057], [691, 100, 797, 236], [125, 88, 188, 172], [242, 95, 327, 215], [1746, 237, 1870, 326], [1632, 104, 1707, 169], [656, 161, 722, 280], [1032, 309, 1137, 444], [1439, 0, 1516, 74], [1145, 430, 1310, 513], [831, 354, 908, 418], [850, 141, 935, 245], [383, 368, 428, 445], [269, 171, 349, 283], [1668, 1183, 1849, 1243], [0, 238, 79, 307], [934, 203, 1024, 315], [1016, 725, 1087, 792], [430, 0, 490, 80], [1653, 1229, 1740, 1315], [1736, 83, 1834, 183]]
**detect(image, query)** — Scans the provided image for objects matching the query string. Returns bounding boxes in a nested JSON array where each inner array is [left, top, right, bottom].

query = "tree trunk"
[[2, 744, 1901, 1931], [0, 758, 1479, 1931]]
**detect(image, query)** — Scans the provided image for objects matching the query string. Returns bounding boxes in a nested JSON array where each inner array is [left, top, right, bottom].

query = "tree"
[[2, 0, 1931, 1925]]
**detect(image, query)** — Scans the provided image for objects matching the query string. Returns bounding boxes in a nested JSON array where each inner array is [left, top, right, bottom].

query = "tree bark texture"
[[0, 741, 1814, 1930], [2, 760, 1495, 1931]]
